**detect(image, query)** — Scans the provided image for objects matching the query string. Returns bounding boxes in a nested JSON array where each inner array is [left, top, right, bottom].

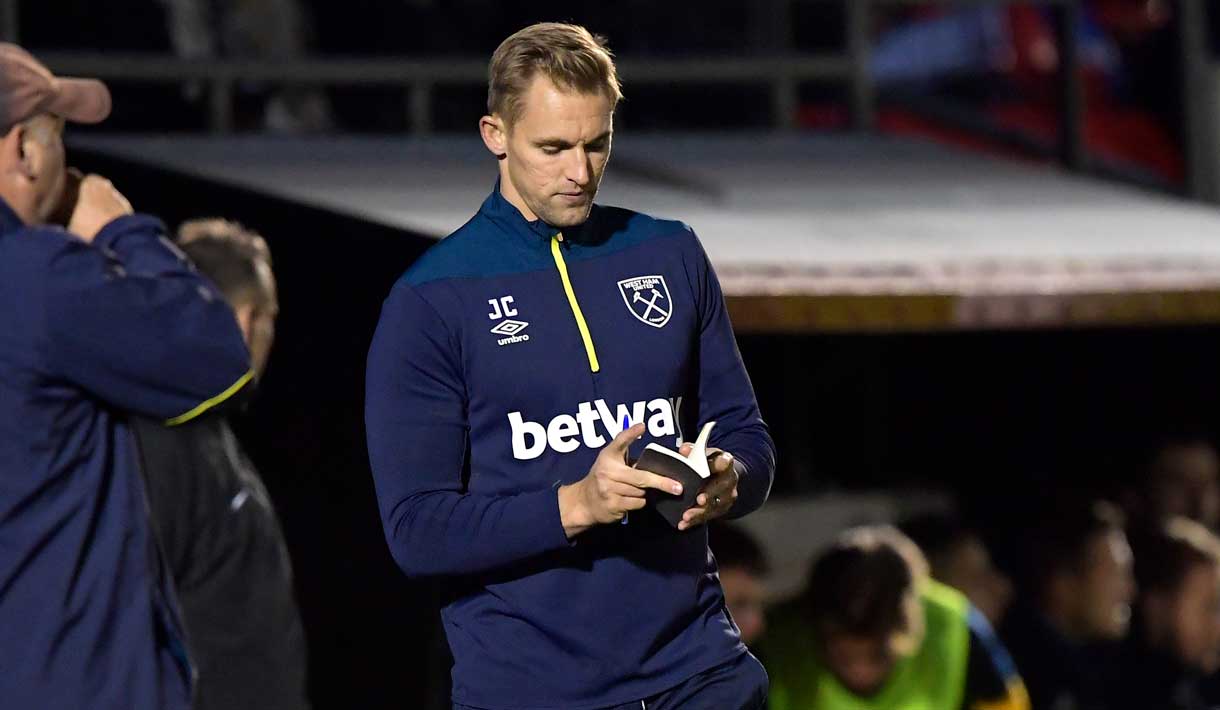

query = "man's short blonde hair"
[[487, 22, 622, 125]]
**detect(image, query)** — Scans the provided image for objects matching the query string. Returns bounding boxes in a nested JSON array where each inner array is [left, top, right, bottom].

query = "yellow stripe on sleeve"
[[165, 369, 255, 426]]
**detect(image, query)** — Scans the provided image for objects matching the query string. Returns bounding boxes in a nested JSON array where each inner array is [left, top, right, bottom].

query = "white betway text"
[[508, 397, 683, 460]]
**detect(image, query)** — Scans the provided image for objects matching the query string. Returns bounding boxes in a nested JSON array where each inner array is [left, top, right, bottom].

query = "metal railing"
[[1177, 0, 1220, 202], [27, 53, 855, 135], [7, 1, 1079, 138], [8, 0, 1215, 200]]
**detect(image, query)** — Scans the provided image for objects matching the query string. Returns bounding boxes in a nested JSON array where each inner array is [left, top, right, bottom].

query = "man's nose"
[[565, 147, 590, 186]]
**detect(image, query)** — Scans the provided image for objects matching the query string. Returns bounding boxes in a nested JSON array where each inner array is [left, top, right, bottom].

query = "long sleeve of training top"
[[40, 215, 252, 424], [0, 204, 253, 710], [689, 238, 776, 518], [365, 283, 572, 577]]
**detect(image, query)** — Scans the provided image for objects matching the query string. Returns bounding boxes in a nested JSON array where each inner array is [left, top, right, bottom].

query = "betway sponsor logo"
[[508, 397, 684, 460]]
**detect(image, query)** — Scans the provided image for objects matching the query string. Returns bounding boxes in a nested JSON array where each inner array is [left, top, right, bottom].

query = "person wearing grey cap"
[[0, 44, 254, 710]]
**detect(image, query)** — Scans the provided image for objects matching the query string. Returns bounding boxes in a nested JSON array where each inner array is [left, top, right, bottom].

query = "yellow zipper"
[[550, 234, 600, 373]]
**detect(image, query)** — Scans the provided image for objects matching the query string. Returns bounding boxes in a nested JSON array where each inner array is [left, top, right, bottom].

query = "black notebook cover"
[[637, 447, 708, 528]]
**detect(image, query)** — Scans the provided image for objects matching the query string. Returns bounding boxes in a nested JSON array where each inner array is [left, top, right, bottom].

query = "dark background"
[[71, 145, 1220, 707], [33, 0, 1220, 704]]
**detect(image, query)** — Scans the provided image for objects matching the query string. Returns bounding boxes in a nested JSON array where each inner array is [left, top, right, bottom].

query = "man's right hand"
[[67, 174, 133, 243], [557, 423, 684, 539]]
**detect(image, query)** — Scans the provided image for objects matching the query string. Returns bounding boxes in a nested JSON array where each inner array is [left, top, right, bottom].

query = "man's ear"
[[479, 114, 508, 159], [0, 124, 31, 180], [14, 123, 41, 182], [232, 302, 255, 347]]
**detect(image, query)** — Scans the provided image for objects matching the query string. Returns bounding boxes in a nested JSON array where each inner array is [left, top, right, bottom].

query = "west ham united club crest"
[[618, 275, 672, 328]]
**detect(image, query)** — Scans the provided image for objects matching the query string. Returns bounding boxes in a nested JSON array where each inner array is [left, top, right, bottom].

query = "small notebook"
[[637, 421, 716, 528]]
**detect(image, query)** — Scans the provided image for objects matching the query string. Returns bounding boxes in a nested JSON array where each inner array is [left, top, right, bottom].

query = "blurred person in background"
[[761, 525, 1029, 710], [901, 512, 1014, 627], [159, 0, 332, 132], [0, 45, 252, 709], [1143, 438, 1220, 530], [709, 523, 771, 646], [1104, 518, 1220, 710], [132, 219, 309, 710], [1001, 500, 1135, 710], [859, 1, 1184, 183]]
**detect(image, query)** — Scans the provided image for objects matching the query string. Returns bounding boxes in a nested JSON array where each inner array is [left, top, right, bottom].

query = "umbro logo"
[[491, 318, 530, 345], [488, 295, 530, 346], [490, 319, 528, 336]]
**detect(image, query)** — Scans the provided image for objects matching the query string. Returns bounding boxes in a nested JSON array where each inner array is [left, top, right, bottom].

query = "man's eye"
[[541, 146, 561, 155], [588, 143, 607, 153]]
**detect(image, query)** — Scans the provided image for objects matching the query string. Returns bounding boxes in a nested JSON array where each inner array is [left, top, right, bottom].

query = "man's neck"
[[0, 187, 31, 226], [498, 175, 539, 223]]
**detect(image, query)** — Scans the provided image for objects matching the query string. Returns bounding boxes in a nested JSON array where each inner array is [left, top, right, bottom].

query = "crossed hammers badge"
[[617, 275, 672, 328]]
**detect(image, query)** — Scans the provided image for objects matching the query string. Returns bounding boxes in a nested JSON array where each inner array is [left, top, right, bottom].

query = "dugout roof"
[[75, 133, 1220, 332]]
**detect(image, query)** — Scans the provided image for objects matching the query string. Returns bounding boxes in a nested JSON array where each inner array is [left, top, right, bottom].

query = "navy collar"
[[0, 196, 24, 235], [478, 180, 601, 245]]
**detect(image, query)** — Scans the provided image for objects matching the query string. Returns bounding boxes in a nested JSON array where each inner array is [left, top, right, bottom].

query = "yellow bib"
[[765, 580, 971, 710]]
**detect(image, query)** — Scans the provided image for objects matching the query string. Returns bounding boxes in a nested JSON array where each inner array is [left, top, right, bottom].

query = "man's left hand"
[[675, 445, 738, 531]]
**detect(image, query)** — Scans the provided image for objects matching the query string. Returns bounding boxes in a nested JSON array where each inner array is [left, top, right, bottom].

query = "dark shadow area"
[[741, 326, 1220, 511]]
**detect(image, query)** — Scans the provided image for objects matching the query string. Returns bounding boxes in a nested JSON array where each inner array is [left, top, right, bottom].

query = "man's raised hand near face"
[[65, 173, 133, 242]]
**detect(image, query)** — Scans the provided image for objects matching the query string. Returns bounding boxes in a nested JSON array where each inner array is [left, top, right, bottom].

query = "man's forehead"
[[513, 75, 613, 133], [826, 634, 889, 653]]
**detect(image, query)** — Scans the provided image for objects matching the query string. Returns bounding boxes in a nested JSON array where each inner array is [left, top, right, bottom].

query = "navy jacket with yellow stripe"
[[366, 183, 776, 709], [0, 199, 252, 710]]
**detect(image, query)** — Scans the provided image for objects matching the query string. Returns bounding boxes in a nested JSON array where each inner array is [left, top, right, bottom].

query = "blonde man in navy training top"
[[366, 22, 775, 710]]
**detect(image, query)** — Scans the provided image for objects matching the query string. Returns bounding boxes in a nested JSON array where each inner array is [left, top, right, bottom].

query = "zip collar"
[[478, 179, 602, 246]]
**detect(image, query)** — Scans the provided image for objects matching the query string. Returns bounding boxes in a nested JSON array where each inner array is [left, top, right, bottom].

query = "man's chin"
[[542, 205, 593, 229]]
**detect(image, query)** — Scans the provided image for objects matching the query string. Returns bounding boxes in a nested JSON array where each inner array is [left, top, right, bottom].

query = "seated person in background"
[[900, 512, 1014, 627], [133, 219, 309, 710], [762, 525, 1029, 710], [1104, 518, 1220, 710], [709, 523, 771, 646], [1001, 500, 1134, 710]]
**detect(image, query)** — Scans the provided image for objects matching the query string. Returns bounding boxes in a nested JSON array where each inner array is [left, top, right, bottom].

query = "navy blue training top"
[[0, 199, 252, 710], [366, 184, 776, 709]]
